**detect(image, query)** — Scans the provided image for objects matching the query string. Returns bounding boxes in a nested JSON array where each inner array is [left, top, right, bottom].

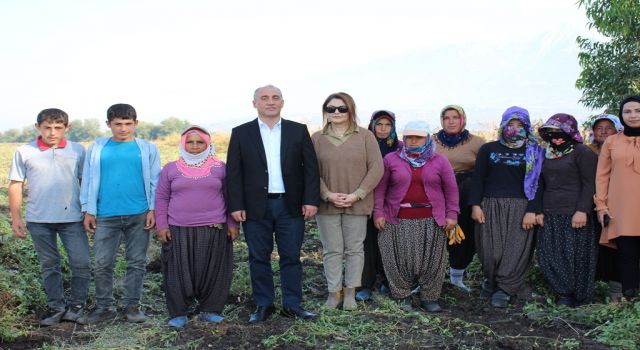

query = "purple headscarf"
[[538, 113, 583, 143], [538, 113, 583, 159], [497, 106, 544, 201]]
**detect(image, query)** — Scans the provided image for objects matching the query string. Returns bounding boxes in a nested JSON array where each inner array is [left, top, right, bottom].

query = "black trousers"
[[447, 173, 475, 269], [360, 218, 386, 289], [616, 236, 640, 292], [595, 213, 621, 282], [243, 198, 305, 308]]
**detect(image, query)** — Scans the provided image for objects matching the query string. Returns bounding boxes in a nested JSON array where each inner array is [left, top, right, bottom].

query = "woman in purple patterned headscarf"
[[469, 106, 543, 308], [536, 113, 598, 307]]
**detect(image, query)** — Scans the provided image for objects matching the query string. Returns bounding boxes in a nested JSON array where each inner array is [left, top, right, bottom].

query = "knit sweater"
[[374, 151, 459, 226], [469, 141, 542, 213], [311, 126, 384, 215], [434, 133, 485, 173], [541, 144, 597, 215]]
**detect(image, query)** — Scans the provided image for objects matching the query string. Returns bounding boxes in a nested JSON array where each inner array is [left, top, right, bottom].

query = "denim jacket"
[[80, 137, 161, 215]]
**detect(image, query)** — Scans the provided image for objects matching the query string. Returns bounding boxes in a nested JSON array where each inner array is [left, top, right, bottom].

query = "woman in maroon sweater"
[[373, 120, 459, 312]]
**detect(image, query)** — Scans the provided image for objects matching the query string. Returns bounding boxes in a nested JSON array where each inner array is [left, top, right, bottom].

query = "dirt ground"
[[2, 222, 613, 350]]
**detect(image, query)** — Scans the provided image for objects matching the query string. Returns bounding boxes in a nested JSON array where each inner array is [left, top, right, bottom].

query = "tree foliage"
[[67, 118, 104, 142], [0, 117, 192, 142], [576, 0, 640, 112]]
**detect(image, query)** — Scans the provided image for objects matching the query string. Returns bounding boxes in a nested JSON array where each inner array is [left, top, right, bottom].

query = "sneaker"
[[62, 304, 85, 322], [491, 290, 510, 308], [420, 300, 442, 313], [399, 297, 413, 312], [77, 307, 117, 325], [355, 288, 372, 302], [125, 305, 147, 323], [199, 312, 224, 323], [39, 307, 66, 326], [168, 316, 188, 328]]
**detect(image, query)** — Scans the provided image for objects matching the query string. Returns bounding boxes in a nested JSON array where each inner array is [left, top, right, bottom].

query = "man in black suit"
[[227, 85, 320, 323]]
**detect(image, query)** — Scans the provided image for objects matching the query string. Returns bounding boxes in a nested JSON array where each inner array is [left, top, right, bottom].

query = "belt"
[[267, 193, 286, 199]]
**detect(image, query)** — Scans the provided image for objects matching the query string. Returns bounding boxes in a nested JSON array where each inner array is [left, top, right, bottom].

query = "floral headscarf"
[[587, 114, 623, 144], [538, 113, 583, 159], [368, 110, 399, 157], [176, 125, 222, 179], [497, 106, 544, 200], [436, 104, 470, 148], [398, 120, 435, 168]]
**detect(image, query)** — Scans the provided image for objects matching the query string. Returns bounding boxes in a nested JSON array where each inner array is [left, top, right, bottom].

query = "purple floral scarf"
[[497, 106, 544, 200], [538, 113, 583, 159]]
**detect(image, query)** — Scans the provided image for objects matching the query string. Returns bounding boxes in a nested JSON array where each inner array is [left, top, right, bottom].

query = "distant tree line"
[[0, 117, 192, 142]]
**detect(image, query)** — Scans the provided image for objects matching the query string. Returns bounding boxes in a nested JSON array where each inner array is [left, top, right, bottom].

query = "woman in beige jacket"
[[311, 92, 384, 310]]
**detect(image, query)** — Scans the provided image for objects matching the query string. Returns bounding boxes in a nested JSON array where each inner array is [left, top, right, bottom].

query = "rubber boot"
[[450, 268, 471, 292], [608, 281, 623, 303], [342, 288, 357, 311], [324, 290, 343, 309]]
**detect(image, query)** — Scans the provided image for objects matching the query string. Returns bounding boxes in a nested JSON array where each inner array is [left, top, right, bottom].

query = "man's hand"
[[522, 212, 536, 230], [227, 226, 240, 241], [8, 180, 27, 239], [374, 217, 386, 231], [302, 205, 318, 220], [471, 205, 485, 224], [231, 210, 246, 222], [84, 213, 97, 234], [145, 210, 155, 230], [11, 217, 27, 239], [156, 228, 171, 244], [571, 211, 587, 229]]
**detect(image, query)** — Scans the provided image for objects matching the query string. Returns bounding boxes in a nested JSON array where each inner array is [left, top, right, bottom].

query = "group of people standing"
[[9, 85, 640, 329]]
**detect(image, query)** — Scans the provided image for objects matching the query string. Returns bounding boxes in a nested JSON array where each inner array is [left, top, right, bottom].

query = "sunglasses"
[[324, 105, 349, 113]]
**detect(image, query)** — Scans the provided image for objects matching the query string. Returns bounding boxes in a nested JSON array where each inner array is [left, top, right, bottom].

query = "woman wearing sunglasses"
[[311, 92, 384, 310]]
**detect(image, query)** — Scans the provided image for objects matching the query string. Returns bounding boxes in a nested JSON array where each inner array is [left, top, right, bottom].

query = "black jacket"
[[226, 118, 320, 220]]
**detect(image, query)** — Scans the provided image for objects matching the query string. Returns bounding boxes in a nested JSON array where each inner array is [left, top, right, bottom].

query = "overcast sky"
[[0, 0, 602, 133]]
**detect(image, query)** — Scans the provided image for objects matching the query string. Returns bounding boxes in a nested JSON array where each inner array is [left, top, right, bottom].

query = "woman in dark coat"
[[536, 113, 598, 307]]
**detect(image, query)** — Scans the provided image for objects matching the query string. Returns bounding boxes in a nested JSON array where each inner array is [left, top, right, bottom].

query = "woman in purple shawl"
[[469, 106, 543, 308]]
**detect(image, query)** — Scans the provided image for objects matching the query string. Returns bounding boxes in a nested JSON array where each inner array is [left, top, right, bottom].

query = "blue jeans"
[[243, 198, 305, 308], [27, 221, 90, 310], [93, 212, 150, 308]]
